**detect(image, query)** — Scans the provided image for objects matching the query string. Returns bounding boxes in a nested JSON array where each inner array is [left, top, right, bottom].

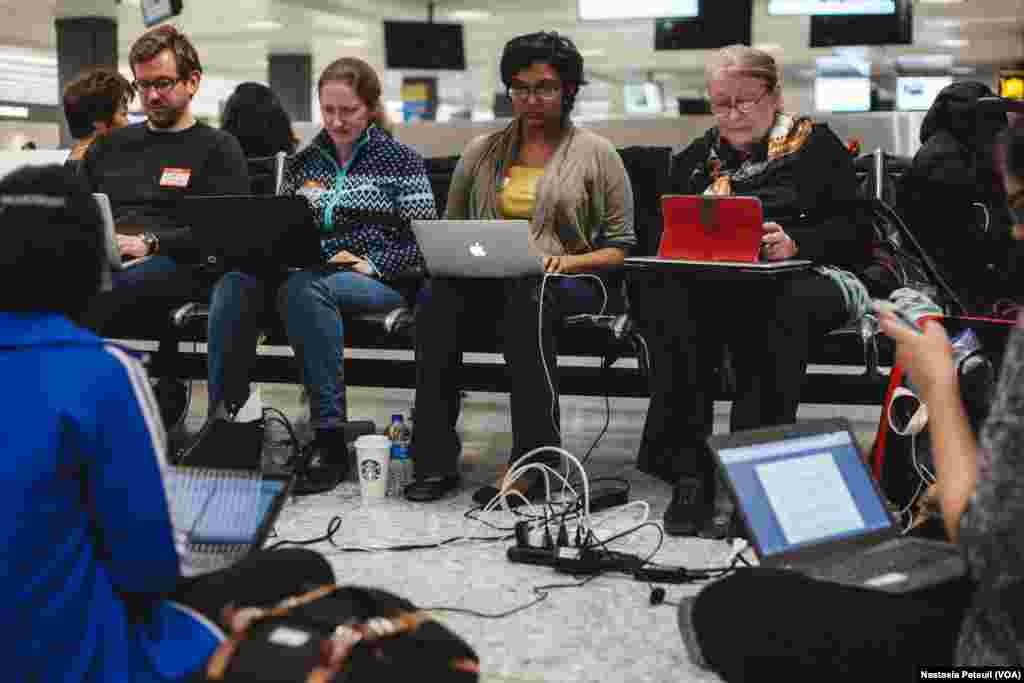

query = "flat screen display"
[[769, 0, 895, 15], [579, 0, 698, 20], [815, 77, 871, 113], [809, 0, 911, 46], [655, 0, 752, 51], [896, 76, 952, 111], [383, 21, 466, 71], [141, 0, 183, 28]]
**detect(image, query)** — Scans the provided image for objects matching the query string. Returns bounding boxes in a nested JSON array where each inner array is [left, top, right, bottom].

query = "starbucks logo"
[[360, 459, 382, 481]]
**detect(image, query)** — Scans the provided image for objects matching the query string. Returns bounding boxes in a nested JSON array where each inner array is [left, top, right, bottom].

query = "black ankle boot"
[[663, 477, 713, 537]]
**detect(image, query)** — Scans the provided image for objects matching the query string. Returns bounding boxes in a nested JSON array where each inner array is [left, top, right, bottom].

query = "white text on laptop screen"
[[718, 431, 891, 556]]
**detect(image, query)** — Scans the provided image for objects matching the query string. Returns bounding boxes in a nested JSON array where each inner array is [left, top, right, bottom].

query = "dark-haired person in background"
[[675, 123, 1024, 682], [220, 81, 298, 159], [633, 45, 872, 538], [207, 57, 435, 494], [80, 25, 248, 431], [62, 67, 134, 170], [0, 165, 333, 683], [404, 31, 635, 502], [899, 81, 1022, 313]]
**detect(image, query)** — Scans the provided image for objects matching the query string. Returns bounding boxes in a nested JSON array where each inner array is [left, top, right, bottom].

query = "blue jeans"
[[207, 268, 407, 428], [111, 255, 178, 288]]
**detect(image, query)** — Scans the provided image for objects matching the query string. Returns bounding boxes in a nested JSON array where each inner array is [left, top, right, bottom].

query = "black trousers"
[[631, 269, 849, 488], [175, 548, 335, 681], [410, 275, 607, 478], [687, 568, 974, 682]]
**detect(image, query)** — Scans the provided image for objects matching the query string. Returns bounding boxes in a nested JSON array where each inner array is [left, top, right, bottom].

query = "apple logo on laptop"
[[469, 241, 487, 257]]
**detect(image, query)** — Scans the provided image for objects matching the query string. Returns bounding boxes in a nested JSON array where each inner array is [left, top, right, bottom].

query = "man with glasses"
[[80, 25, 248, 432]]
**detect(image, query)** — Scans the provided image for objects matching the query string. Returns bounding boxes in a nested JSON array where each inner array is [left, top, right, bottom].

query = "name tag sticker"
[[268, 626, 311, 648], [159, 167, 192, 188]]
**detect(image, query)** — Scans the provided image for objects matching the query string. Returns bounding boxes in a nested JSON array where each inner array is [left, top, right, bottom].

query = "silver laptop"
[[92, 193, 125, 271], [411, 219, 543, 278], [707, 418, 966, 594], [0, 149, 71, 180]]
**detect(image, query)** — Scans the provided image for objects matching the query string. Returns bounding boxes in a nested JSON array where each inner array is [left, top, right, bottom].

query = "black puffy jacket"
[[899, 81, 1023, 310]]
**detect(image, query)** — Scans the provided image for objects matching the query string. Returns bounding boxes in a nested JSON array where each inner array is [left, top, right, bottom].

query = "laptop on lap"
[[707, 418, 966, 594], [180, 195, 323, 273], [411, 219, 543, 278], [626, 195, 811, 273]]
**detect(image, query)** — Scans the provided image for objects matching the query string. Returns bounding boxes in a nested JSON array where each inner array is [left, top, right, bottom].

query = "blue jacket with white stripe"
[[0, 313, 220, 682]]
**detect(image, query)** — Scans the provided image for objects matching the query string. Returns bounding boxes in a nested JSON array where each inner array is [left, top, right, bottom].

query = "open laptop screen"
[[716, 429, 892, 557]]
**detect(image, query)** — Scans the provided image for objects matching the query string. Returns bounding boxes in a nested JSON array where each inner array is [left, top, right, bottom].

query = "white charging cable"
[[537, 272, 609, 437]]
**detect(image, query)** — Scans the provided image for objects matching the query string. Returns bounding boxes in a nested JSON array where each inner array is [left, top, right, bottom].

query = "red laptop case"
[[659, 195, 764, 262]]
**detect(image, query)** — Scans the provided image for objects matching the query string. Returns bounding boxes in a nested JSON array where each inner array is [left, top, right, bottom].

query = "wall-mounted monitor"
[[579, 0, 698, 21], [815, 77, 871, 113], [809, 0, 911, 47], [769, 0, 894, 15], [383, 21, 466, 71], [896, 76, 952, 111], [655, 0, 752, 51], [141, 0, 183, 28]]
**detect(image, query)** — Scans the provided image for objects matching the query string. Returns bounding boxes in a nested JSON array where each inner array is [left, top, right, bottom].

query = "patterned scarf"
[[704, 112, 815, 196]]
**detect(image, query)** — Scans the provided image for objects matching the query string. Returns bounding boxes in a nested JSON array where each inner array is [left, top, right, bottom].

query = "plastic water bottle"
[[387, 414, 412, 497]]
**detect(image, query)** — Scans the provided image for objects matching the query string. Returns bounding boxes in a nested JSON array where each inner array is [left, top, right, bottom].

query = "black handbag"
[[176, 417, 266, 471], [204, 585, 479, 682]]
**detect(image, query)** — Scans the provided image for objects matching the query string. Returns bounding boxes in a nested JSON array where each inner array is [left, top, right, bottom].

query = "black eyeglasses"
[[709, 89, 771, 117], [132, 77, 183, 95]]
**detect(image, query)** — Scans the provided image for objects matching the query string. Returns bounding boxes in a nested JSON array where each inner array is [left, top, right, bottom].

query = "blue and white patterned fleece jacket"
[[281, 124, 437, 281]]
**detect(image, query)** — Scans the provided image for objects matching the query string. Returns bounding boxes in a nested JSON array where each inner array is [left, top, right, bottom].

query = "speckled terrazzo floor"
[[170, 368, 881, 683]]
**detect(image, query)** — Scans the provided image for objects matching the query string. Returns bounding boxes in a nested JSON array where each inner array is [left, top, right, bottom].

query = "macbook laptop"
[[180, 195, 323, 272], [707, 418, 966, 594], [165, 467, 293, 574], [411, 219, 543, 278], [626, 194, 812, 273]]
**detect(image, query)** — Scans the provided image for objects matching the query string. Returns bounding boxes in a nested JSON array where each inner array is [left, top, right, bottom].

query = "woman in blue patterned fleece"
[[206, 57, 436, 494]]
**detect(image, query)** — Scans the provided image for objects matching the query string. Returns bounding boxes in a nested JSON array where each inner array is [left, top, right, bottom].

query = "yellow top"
[[498, 165, 545, 219]]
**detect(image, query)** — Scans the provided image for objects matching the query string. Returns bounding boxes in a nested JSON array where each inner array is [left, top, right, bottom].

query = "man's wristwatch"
[[140, 232, 159, 256]]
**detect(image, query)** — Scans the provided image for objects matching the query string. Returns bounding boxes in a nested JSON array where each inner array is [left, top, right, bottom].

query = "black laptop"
[[165, 466, 293, 574], [180, 195, 323, 273], [707, 418, 966, 593]]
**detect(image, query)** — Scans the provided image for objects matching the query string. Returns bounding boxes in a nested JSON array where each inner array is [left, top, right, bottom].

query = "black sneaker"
[[152, 377, 189, 431], [663, 477, 712, 537], [292, 441, 349, 496]]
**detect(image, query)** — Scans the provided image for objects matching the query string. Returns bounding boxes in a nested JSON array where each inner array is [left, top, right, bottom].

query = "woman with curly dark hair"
[[62, 67, 134, 167], [404, 32, 636, 502]]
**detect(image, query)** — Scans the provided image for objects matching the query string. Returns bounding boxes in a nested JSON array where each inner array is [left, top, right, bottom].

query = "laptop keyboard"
[[805, 540, 958, 586]]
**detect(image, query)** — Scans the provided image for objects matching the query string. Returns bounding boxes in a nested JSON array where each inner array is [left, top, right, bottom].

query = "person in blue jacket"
[[0, 165, 334, 682]]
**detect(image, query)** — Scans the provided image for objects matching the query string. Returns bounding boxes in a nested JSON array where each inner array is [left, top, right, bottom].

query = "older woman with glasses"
[[674, 122, 1024, 683], [404, 31, 636, 502], [632, 45, 872, 537]]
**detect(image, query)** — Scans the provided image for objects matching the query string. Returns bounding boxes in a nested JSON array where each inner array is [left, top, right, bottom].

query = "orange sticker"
[[159, 167, 192, 188]]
